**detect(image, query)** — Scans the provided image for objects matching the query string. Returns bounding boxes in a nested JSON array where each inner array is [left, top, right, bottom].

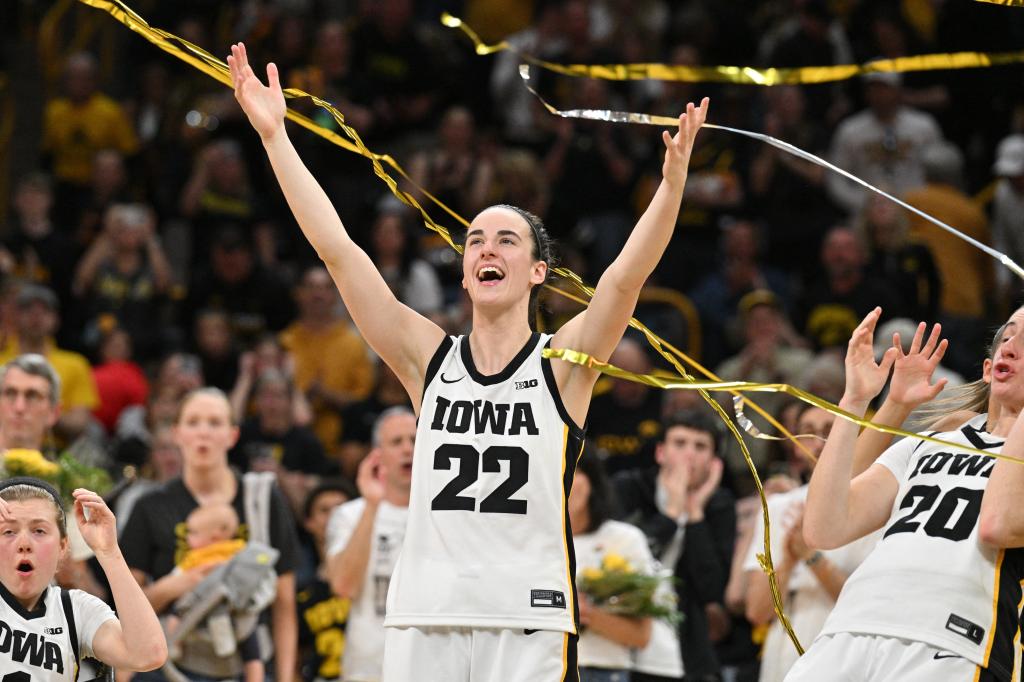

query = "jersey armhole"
[[541, 338, 586, 439], [61, 588, 81, 681], [421, 336, 454, 403]]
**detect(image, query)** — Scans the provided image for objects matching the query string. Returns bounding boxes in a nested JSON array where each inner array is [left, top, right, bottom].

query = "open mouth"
[[477, 266, 505, 284], [16, 561, 33, 576], [994, 361, 1014, 381]]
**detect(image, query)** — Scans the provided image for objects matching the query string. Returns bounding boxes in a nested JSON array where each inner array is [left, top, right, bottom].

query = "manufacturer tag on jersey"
[[946, 613, 985, 644], [531, 589, 566, 608]]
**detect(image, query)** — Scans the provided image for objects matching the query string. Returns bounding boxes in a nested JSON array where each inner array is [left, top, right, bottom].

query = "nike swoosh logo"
[[933, 652, 961, 660], [440, 373, 464, 384]]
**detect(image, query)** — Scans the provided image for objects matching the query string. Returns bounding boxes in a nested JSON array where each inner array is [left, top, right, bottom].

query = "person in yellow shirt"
[[41, 52, 139, 222], [280, 266, 374, 455], [0, 285, 99, 442]]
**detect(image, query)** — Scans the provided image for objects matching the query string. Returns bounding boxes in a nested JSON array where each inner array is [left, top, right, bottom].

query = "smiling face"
[[983, 308, 1024, 411], [174, 391, 238, 472], [0, 497, 67, 610], [461, 207, 547, 315]]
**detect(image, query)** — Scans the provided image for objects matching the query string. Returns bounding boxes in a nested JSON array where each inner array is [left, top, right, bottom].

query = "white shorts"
[[784, 632, 993, 682], [382, 626, 579, 682]]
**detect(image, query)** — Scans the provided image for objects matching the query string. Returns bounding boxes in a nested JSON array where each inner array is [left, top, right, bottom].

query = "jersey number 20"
[[883, 485, 983, 542], [431, 444, 529, 514]]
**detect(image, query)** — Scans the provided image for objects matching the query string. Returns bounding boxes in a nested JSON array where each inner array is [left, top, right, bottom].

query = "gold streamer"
[[975, 0, 1024, 5], [442, 12, 1024, 86], [544, 347, 1017, 463], [79, 0, 809, 653]]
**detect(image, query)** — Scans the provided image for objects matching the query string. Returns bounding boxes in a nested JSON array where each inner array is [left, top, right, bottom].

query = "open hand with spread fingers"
[[227, 42, 287, 142], [887, 321, 949, 408], [843, 307, 899, 406], [663, 97, 710, 189]]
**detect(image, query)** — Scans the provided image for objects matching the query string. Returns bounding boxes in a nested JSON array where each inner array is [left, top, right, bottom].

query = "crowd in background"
[[3, 0, 1024, 679]]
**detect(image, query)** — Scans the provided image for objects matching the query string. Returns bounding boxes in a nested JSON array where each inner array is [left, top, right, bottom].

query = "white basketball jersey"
[[0, 583, 116, 681], [385, 333, 585, 633], [819, 414, 1022, 678]]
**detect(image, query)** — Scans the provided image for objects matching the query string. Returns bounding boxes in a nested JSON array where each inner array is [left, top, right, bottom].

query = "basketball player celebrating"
[[0, 478, 167, 679], [790, 307, 1024, 681], [227, 42, 707, 681]]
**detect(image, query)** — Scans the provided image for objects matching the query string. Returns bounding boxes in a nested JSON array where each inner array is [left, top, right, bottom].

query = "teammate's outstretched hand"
[[72, 488, 118, 558], [887, 321, 949, 408], [843, 307, 898, 406], [227, 42, 286, 142], [663, 97, 710, 189]]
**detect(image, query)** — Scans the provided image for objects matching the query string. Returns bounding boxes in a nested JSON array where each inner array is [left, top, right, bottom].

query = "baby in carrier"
[[163, 503, 279, 682]]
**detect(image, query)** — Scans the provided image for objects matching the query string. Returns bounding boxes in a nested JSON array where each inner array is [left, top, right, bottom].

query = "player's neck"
[[467, 313, 534, 377], [988, 405, 1021, 438]]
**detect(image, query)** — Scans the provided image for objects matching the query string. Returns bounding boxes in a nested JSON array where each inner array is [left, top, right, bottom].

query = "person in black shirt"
[[120, 387, 300, 681], [615, 410, 750, 682]]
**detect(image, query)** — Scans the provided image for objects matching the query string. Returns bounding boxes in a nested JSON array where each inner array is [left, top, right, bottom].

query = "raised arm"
[[74, 489, 168, 671], [552, 100, 708, 415], [326, 453, 383, 598], [979, 410, 1024, 547], [851, 321, 949, 476], [227, 43, 443, 402], [804, 308, 901, 550]]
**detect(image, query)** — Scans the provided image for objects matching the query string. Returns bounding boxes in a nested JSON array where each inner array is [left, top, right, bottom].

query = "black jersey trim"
[[61, 588, 81, 680], [0, 580, 49, 619], [963, 421, 1004, 451], [422, 336, 455, 401], [912, 431, 938, 453], [982, 547, 1024, 680], [460, 332, 541, 386], [541, 338, 586, 438]]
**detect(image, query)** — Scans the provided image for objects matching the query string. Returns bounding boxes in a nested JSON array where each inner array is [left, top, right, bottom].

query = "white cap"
[[994, 134, 1024, 176]]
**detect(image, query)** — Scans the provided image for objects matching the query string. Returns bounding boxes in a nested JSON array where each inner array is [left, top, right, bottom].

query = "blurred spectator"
[[1, 173, 78, 312], [904, 141, 992, 377], [0, 354, 61, 451], [793, 226, 902, 350], [743, 405, 878, 682], [0, 284, 100, 442], [326, 408, 415, 682], [0, 354, 107, 598], [109, 424, 182, 533], [873, 319, 964, 403], [855, 193, 940, 323], [587, 338, 663, 475], [545, 80, 637, 275], [409, 106, 495, 220], [757, 0, 853, 125], [338, 361, 411, 480], [990, 133, 1024, 308], [41, 52, 139, 224], [826, 72, 942, 215], [748, 86, 842, 278], [690, 220, 792, 366], [91, 327, 149, 435], [615, 410, 741, 682], [121, 388, 300, 682], [297, 480, 355, 682], [229, 368, 331, 477], [180, 139, 278, 265], [183, 226, 296, 348], [489, 2, 567, 146], [230, 333, 312, 427], [193, 308, 241, 391], [715, 290, 812, 476], [348, 0, 442, 143], [571, 451, 654, 680], [74, 149, 137, 247], [489, 148, 551, 219], [72, 202, 173, 360], [280, 266, 375, 455], [369, 205, 444, 315]]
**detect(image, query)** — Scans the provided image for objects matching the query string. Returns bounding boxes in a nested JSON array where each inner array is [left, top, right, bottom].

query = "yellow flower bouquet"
[[2, 449, 112, 501], [578, 553, 680, 623]]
